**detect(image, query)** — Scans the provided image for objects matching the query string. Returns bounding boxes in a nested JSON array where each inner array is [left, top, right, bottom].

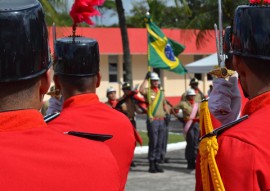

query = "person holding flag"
[[139, 72, 170, 173], [140, 13, 187, 173]]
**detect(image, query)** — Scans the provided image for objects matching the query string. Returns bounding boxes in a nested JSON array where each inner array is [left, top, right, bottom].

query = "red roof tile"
[[48, 27, 217, 55]]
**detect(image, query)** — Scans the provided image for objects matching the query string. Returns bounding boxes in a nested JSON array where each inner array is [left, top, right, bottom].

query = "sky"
[[66, 0, 177, 26]]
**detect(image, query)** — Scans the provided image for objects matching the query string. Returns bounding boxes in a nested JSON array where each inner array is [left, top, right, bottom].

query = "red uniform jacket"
[[196, 92, 270, 190], [48, 93, 136, 190], [0, 109, 121, 191]]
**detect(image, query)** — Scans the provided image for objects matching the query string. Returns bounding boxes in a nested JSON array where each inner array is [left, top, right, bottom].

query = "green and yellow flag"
[[145, 16, 187, 75]]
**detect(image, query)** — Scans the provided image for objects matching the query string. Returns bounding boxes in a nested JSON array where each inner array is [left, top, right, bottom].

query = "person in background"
[[196, 2, 270, 190], [174, 89, 200, 170], [207, 84, 213, 96], [116, 82, 146, 167], [104, 86, 119, 108], [139, 72, 170, 173], [48, 34, 135, 190], [181, 78, 205, 102], [0, 0, 121, 190], [116, 82, 146, 128], [44, 85, 63, 115]]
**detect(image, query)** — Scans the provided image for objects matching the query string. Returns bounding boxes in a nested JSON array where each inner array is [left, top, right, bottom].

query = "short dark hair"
[[0, 76, 41, 102], [243, 57, 270, 83], [58, 75, 96, 92]]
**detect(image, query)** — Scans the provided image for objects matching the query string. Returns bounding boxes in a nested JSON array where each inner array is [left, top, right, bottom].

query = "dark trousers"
[[147, 119, 166, 161], [161, 124, 169, 160], [185, 122, 200, 161]]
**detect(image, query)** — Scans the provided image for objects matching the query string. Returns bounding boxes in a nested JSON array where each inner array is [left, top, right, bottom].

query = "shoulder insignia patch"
[[199, 115, 249, 141], [44, 112, 60, 123], [66, 131, 113, 142]]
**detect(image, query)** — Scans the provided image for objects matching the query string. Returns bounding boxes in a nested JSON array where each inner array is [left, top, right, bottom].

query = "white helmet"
[[186, 88, 196, 96], [106, 87, 116, 94], [150, 72, 160, 81]]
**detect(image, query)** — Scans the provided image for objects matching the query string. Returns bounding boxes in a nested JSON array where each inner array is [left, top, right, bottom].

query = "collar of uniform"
[[0, 109, 46, 132], [63, 93, 99, 109], [242, 91, 270, 116]]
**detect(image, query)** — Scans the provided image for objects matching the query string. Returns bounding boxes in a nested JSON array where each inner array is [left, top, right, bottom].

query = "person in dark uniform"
[[48, 25, 135, 190], [0, 0, 121, 190], [196, 1, 270, 190]]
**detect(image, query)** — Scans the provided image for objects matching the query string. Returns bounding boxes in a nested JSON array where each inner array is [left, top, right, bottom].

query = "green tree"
[[174, 0, 247, 47], [39, 0, 72, 26], [126, 3, 187, 28], [125, 0, 247, 47]]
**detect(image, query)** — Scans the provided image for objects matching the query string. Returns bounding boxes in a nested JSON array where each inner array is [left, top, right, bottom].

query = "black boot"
[[155, 161, 164, 173], [187, 160, 195, 170], [131, 161, 136, 167], [159, 155, 164, 164], [148, 161, 157, 173]]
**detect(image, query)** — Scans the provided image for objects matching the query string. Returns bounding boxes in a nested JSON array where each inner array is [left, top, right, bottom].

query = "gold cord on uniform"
[[199, 101, 225, 191]]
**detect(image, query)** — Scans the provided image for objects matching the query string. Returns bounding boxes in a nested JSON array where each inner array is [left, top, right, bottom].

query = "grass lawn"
[[138, 131, 185, 146]]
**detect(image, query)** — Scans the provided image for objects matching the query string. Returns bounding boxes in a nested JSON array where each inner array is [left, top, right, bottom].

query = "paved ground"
[[125, 115, 196, 191], [126, 149, 196, 191]]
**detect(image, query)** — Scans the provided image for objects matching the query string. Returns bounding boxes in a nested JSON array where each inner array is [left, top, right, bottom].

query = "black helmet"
[[0, 0, 51, 82], [122, 82, 131, 90], [54, 37, 100, 76], [223, 26, 233, 69], [189, 78, 199, 85], [231, 5, 270, 60], [223, 26, 232, 55]]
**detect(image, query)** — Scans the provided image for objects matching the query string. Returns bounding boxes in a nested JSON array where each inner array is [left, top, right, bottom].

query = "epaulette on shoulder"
[[44, 112, 60, 123], [65, 131, 113, 142], [199, 115, 249, 142]]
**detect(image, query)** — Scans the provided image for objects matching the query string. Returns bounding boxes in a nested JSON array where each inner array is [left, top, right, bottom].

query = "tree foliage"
[[125, 0, 248, 47], [39, 0, 72, 26]]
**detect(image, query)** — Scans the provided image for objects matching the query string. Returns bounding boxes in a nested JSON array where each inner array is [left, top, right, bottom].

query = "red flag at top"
[[70, 0, 105, 26]]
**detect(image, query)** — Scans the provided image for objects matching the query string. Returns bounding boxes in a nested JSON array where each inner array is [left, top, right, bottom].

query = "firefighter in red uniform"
[[48, 30, 136, 190], [0, 0, 121, 190], [196, 1, 270, 190]]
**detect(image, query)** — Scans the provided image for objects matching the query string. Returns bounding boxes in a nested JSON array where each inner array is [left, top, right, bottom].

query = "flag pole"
[[146, 11, 152, 119]]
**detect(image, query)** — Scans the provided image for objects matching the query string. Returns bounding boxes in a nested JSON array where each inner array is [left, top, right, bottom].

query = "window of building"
[[123, 62, 127, 82], [195, 73, 202, 80], [109, 55, 118, 83], [193, 55, 203, 80], [207, 73, 213, 80]]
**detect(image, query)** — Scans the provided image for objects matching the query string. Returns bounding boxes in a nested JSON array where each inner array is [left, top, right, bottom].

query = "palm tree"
[[115, 0, 133, 86], [173, 0, 246, 48]]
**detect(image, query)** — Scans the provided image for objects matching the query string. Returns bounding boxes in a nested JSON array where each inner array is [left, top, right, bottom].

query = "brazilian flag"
[[145, 17, 187, 75]]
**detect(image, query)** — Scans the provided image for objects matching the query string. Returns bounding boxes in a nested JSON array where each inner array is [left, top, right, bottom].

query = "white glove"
[[208, 73, 241, 125]]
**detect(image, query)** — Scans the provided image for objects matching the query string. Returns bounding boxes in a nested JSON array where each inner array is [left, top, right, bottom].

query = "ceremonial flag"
[[145, 17, 187, 75]]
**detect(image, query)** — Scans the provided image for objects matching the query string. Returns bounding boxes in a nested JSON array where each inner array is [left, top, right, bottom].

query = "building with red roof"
[[47, 27, 216, 103]]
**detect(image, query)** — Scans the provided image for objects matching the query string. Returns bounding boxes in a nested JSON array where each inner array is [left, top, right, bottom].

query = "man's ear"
[[53, 75, 61, 90], [40, 68, 52, 94], [233, 55, 246, 77], [96, 72, 101, 88]]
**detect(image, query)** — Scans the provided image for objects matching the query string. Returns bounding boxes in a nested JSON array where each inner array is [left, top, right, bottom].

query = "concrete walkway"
[[126, 148, 196, 191], [125, 115, 196, 191]]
